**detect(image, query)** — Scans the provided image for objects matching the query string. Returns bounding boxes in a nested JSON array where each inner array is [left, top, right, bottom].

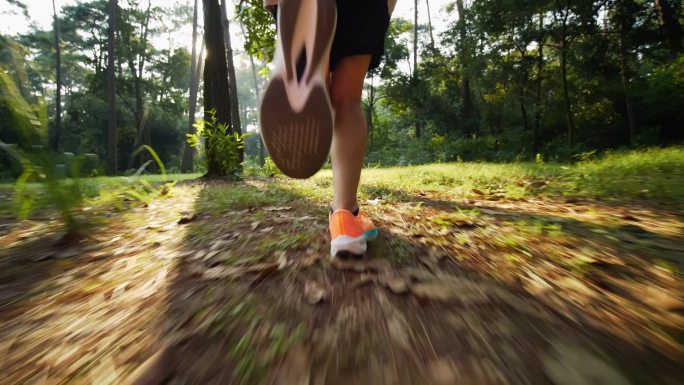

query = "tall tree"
[[455, 0, 474, 125], [534, 11, 545, 154], [413, 0, 421, 138], [239, 21, 266, 166], [180, 0, 200, 173], [107, 0, 117, 175], [425, 0, 435, 47], [550, 0, 576, 144], [220, 0, 243, 164], [654, 0, 683, 57], [202, 0, 234, 177], [120, 0, 154, 167], [51, 0, 62, 151], [613, 0, 639, 145]]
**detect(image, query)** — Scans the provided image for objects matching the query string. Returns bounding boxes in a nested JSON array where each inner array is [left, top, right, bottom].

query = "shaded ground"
[[1, 171, 683, 385]]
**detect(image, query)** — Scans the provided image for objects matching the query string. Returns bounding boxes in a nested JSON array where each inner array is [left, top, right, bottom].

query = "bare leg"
[[329, 55, 371, 212]]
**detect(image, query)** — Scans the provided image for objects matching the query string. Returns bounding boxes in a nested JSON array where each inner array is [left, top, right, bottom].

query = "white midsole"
[[330, 229, 378, 256], [330, 235, 367, 256]]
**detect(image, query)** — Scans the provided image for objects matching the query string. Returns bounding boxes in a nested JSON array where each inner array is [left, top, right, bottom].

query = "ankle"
[[330, 200, 359, 214]]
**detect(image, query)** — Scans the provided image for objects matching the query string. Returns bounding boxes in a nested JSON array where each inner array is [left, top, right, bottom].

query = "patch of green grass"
[[195, 184, 287, 214], [302, 146, 684, 205], [572, 147, 684, 202], [432, 208, 481, 229], [257, 230, 312, 253], [504, 218, 564, 237]]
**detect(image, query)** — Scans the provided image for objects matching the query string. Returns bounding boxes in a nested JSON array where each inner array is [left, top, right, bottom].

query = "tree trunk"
[[366, 76, 376, 151], [560, 38, 575, 145], [136, 0, 152, 160], [617, 1, 639, 145], [250, 56, 265, 166], [425, 0, 435, 47], [534, 27, 543, 154], [413, 0, 418, 78], [181, 44, 204, 172], [518, 48, 530, 135], [107, 0, 117, 175], [181, 0, 200, 173], [220, 0, 243, 166], [239, 21, 266, 166], [520, 98, 529, 134], [455, 0, 473, 125], [203, 0, 233, 178], [52, 0, 62, 152], [413, 0, 420, 138], [654, 0, 683, 57], [123, 0, 153, 168]]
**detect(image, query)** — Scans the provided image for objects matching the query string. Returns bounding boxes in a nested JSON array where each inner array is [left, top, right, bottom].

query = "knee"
[[330, 89, 362, 113]]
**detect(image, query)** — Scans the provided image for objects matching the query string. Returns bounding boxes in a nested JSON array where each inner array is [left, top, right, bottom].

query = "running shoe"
[[259, 0, 337, 179], [329, 209, 378, 258]]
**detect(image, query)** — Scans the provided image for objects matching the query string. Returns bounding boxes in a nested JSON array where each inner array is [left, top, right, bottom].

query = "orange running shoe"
[[259, 0, 337, 179], [329, 209, 378, 258]]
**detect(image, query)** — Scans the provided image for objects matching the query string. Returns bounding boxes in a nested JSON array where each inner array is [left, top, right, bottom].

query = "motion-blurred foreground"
[[1, 157, 683, 385]]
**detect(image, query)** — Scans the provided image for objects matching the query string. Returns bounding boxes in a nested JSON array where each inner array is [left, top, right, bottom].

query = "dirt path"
[[1, 180, 682, 385]]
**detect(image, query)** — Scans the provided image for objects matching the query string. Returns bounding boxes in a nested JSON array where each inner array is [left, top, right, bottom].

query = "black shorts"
[[330, 0, 391, 72]]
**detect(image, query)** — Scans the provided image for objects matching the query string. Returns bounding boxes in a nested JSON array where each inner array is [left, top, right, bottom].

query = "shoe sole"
[[330, 228, 379, 259], [260, 0, 337, 179]]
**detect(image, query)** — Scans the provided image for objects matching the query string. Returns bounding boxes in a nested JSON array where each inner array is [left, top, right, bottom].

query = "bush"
[[187, 110, 249, 177]]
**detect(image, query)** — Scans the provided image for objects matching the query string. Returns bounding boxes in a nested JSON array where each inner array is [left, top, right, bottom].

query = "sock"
[[329, 206, 360, 216]]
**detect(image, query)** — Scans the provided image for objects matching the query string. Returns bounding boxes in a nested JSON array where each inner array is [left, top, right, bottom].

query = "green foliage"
[[0, 141, 175, 233], [1, 143, 90, 232], [0, 76, 44, 148], [363, 0, 684, 164], [244, 156, 283, 178], [572, 147, 684, 201], [235, 0, 277, 62], [187, 110, 249, 177]]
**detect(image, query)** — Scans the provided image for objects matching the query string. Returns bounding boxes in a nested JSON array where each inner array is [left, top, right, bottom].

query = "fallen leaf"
[[246, 262, 279, 274], [528, 181, 546, 189], [260, 226, 274, 233], [277, 251, 289, 270], [382, 274, 409, 294], [472, 188, 485, 196], [304, 281, 327, 304], [402, 267, 435, 282], [271, 344, 311, 385], [266, 206, 292, 212], [386, 316, 411, 349], [250, 221, 260, 230], [301, 249, 321, 267], [178, 213, 197, 224], [56, 248, 80, 259], [202, 249, 220, 262], [428, 358, 457, 385], [202, 266, 242, 280], [541, 341, 630, 385], [121, 347, 172, 385], [620, 210, 638, 221], [350, 274, 373, 289], [32, 251, 54, 262], [411, 278, 493, 304], [295, 215, 314, 221], [332, 258, 391, 273], [247, 262, 280, 285], [478, 208, 499, 215]]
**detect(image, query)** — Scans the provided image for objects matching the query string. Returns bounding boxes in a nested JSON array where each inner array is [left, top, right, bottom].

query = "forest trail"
[[1, 178, 682, 385]]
